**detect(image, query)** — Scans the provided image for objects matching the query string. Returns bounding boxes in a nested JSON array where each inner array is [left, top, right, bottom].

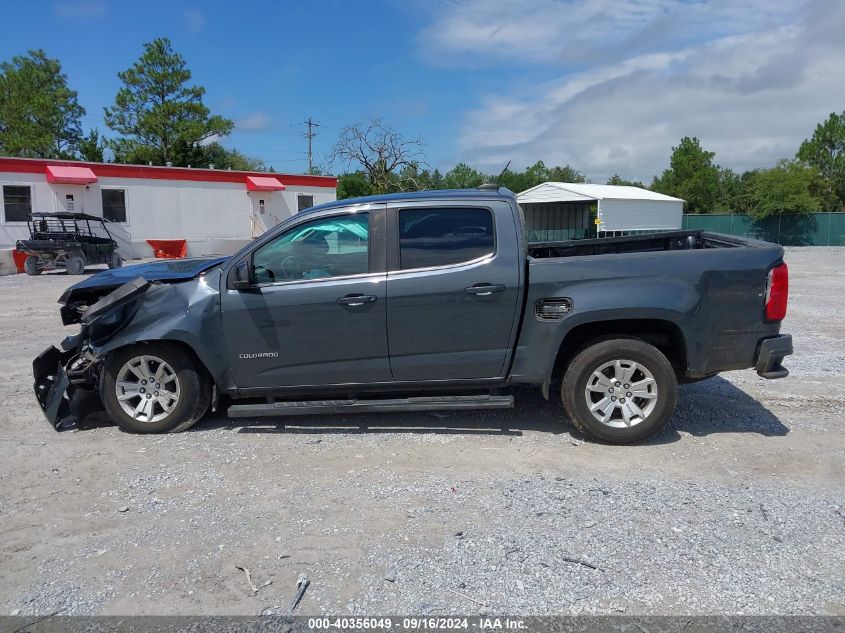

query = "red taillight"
[[765, 263, 788, 322]]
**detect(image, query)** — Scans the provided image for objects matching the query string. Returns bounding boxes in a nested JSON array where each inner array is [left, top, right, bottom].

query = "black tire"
[[100, 343, 211, 434], [65, 254, 86, 275], [108, 252, 122, 269], [24, 255, 42, 276], [561, 338, 678, 444]]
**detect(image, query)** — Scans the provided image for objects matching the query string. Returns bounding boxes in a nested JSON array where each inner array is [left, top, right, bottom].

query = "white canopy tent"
[[517, 182, 684, 238]]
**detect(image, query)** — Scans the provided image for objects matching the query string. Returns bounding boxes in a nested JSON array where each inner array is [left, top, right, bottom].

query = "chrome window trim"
[[386, 253, 495, 277], [253, 271, 385, 289]]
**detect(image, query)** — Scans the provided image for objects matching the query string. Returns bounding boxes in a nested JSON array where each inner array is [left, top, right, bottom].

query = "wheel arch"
[[97, 337, 216, 390], [550, 317, 688, 384]]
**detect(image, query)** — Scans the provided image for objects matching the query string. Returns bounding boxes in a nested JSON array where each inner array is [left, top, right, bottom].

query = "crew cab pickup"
[[33, 186, 792, 443]]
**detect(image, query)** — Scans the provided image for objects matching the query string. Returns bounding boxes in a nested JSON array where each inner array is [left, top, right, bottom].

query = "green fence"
[[682, 212, 845, 246]]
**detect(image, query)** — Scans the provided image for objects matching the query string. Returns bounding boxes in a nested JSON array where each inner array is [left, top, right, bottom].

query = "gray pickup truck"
[[34, 186, 792, 443]]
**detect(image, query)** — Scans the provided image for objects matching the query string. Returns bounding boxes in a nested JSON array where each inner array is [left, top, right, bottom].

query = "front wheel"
[[100, 344, 211, 433], [561, 338, 678, 444]]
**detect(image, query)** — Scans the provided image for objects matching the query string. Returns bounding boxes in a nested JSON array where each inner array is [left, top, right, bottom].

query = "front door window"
[[252, 213, 369, 284]]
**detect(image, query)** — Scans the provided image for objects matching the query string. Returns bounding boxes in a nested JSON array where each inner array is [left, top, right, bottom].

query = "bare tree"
[[330, 118, 427, 193]]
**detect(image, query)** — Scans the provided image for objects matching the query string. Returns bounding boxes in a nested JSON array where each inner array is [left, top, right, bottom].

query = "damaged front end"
[[33, 277, 151, 429], [33, 345, 74, 429]]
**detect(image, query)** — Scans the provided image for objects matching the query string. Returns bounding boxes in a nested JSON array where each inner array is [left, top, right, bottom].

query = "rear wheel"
[[100, 344, 211, 433], [65, 254, 86, 275], [24, 256, 42, 276], [561, 338, 678, 444], [108, 251, 122, 269]]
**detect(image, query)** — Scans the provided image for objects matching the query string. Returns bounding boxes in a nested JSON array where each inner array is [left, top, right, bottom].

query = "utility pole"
[[303, 117, 321, 174]]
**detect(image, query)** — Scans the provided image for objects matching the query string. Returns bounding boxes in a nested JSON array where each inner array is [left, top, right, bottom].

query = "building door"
[[53, 187, 83, 213], [249, 193, 286, 236]]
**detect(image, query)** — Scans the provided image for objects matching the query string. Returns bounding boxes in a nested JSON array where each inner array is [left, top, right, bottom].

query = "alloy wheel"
[[114, 355, 181, 423], [584, 359, 658, 428]]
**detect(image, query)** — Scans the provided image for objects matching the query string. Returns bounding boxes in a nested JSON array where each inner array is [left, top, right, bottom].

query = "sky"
[[2, 0, 843, 182]]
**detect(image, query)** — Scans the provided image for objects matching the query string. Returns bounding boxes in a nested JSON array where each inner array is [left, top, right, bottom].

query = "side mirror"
[[229, 259, 252, 290]]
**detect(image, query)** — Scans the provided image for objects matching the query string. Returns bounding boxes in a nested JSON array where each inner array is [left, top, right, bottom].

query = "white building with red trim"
[[0, 157, 337, 261]]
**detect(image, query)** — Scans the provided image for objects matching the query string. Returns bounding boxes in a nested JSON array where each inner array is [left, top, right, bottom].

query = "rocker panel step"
[[227, 394, 514, 418]]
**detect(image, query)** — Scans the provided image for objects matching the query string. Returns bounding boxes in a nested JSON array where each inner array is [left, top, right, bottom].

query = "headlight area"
[[84, 298, 142, 344], [64, 293, 147, 390], [79, 277, 150, 341]]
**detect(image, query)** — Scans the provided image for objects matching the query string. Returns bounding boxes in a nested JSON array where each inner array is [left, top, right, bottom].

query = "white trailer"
[[0, 157, 337, 264]]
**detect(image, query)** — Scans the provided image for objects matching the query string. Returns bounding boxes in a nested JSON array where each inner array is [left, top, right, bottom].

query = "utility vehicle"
[[16, 212, 121, 275]]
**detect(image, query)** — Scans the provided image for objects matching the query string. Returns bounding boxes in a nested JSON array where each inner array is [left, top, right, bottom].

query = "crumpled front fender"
[[90, 270, 230, 389]]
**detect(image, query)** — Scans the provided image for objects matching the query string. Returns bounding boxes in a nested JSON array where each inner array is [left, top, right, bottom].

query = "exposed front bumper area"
[[755, 334, 792, 379], [33, 346, 74, 429], [33, 341, 104, 430]]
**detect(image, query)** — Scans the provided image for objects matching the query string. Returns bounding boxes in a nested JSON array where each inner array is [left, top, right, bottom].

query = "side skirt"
[[227, 394, 514, 418]]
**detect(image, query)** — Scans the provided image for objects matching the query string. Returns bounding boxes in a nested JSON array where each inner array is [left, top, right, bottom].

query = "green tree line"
[[334, 122, 845, 219], [337, 160, 588, 200], [649, 135, 841, 217]]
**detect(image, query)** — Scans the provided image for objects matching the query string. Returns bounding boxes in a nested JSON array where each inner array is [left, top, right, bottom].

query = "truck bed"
[[513, 229, 785, 385], [527, 230, 743, 259]]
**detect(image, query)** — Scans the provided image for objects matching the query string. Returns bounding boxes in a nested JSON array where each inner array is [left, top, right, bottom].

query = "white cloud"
[[420, 0, 845, 182], [183, 8, 207, 34], [418, 0, 805, 66], [235, 112, 272, 131]]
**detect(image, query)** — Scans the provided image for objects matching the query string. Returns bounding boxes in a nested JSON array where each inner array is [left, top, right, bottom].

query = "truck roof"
[[303, 186, 516, 216]]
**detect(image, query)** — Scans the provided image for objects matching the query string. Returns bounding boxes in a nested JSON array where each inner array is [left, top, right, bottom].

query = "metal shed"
[[517, 182, 684, 241]]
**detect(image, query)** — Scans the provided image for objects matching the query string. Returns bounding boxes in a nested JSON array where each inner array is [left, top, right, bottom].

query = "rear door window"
[[398, 208, 494, 270]]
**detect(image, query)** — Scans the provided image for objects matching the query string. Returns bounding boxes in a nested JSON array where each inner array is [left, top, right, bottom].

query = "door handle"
[[337, 294, 377, 306], [465, 284, 506, 296]]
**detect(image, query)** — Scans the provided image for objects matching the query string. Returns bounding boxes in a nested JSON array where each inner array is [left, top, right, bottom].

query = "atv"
[[15, 212, 122, 276]]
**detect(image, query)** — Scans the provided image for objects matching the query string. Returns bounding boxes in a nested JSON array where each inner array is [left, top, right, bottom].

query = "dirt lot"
[[0, 248, 843, 616]]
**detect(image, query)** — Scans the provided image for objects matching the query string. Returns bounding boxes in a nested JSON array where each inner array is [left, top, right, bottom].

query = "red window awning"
[[45, 165, 98, 185], [245, 175, 285, 191]]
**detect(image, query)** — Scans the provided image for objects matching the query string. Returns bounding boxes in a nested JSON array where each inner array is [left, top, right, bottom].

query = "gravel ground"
[[0, 247, 843, 616]]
